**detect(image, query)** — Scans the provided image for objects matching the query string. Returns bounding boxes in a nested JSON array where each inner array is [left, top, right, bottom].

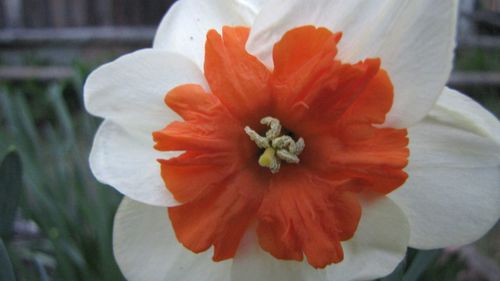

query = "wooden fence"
[[481, 0, 500, 12], [1, 0, 500, 28], [0, 0, 500, 88], [0, 0, 174, 28]]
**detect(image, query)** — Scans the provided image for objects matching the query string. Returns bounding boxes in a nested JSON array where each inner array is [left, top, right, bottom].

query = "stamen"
[[276, 149, 300, 164], [245, 117, 305, 173], [261, 117, 281, 139], [244, 127, 269, 149]]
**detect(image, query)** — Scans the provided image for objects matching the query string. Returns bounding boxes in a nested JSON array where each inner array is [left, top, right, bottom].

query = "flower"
[[84, 0, 500, 280]]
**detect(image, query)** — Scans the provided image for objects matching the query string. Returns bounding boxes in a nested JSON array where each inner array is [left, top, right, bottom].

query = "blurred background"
[[0, 0, 498, 280]]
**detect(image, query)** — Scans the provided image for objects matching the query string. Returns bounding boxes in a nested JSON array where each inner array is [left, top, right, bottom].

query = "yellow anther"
[[258, 147, 276, 167], [246, 116, 305, 174]]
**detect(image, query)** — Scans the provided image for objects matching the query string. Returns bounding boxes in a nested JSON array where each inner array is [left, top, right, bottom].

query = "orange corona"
[[153, 26, 409, 269]]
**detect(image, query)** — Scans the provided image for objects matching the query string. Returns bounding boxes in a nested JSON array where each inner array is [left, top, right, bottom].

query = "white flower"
[[84, 0, 500, 280]]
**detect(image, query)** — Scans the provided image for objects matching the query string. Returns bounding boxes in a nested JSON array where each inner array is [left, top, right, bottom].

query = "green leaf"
[[48, 83, 75, 142], [33, 257, 50, 281], [0, 238, 16, 281], [403, 249, 441, 281], [0, 150, 23, 239]]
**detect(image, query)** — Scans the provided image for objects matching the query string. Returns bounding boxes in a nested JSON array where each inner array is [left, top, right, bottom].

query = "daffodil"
[[84, 0, 500, 280]]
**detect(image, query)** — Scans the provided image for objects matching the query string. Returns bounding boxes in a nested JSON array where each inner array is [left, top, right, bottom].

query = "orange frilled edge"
[[152, 26, 409, 269]]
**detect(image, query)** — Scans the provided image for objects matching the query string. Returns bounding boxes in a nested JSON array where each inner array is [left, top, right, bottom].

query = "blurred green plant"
[[1, 150, 22, 281], [455, 48, 500, 72], [0, 69, 124, 280], [0, 238, 16, 281], [454, 48, 500, 117], [0, 150, 23, 239]]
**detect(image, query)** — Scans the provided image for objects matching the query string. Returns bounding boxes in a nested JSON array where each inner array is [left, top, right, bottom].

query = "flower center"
[[244, 117, 305, 173]]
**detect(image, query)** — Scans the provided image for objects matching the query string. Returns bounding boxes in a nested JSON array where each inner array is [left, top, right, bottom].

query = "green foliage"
[[0, 150, 23, 239], [421, 252, 467, 281], [0, 238, 16, 281], [402, 249, 442, 281], [0, 150, 22, 281], [453, 48, 500, 117], [0, 73, 124, 280], [455, 48, 500, 72]]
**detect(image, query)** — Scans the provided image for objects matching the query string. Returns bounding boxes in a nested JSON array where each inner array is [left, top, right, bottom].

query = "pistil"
[[245, 117, 305, 173]]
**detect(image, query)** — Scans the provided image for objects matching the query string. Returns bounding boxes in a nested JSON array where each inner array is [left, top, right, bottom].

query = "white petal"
[[153, 0, 260, 69], [430, 88, 500, 145], [236, 0, 267, 14], [247, 0, 458, 128], [390, 88, 500, 249], [230, 196, 409, 281], [326, 196, 410, 281], [231, 227, 326, 281], [84, 49, 206, 135], [114, 197, 231, 281], [90, 120, 178, 207]]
